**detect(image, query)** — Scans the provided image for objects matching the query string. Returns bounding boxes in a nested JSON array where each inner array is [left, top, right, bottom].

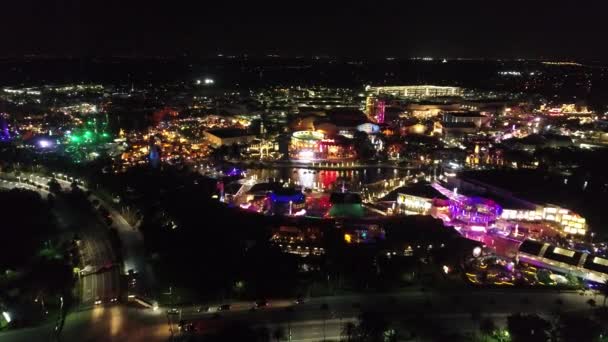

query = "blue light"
[[269, 192, 305, 204]]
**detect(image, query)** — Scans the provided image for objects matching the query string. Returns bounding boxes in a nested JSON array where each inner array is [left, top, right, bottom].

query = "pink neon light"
[[375, 100, 385, 124]]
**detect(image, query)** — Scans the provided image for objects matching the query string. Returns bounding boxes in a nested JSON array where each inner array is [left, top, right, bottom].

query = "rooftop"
[[382, 183, 447, 201], [444, 111, 486, 118], [205, 128, 253, 138]]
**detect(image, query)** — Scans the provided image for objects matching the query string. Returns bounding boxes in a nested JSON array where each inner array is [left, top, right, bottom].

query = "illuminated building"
[[449, 196, 502, 225], [397, 193, 432, 214], [364, 97, 386, 124], [450, 173, 588, 235], [500, 208, 543, 222], [442, 111, 490, 128], [365, 96, 376, 117], [539, 103, 592, 116], [289, 130, 355, 161], [270, 226, 324, 256], [375, 100, 385, 123], [395, 183, 449, 215], [399, 119, 428, 135], [268, 188, 306, 216], [327, 192, 364, 218], [518, 240, 608, 284], [441, 122, 478, 136], [203, 128, 257, 147], [0, 115, 10, 141], [366, 85, 462, 98], [405, 103, 461, 119], [500, 207, 586, 235], [542, 207, 586, 235]]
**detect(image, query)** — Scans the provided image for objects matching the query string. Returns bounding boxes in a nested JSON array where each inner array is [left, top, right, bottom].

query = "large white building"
[[365, 85, 463, 98]]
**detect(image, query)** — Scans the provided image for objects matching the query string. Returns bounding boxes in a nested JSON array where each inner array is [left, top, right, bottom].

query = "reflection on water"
[[246, 167, 409, 191]]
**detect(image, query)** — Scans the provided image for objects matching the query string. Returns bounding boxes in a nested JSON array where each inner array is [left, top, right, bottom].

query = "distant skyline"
[[3, 1, 608, 61]]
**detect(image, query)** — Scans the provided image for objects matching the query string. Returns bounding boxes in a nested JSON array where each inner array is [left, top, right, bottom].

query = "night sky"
[[2, 1, 607, 60]]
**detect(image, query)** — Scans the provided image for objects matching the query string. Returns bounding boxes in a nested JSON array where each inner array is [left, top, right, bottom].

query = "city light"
[[38, 139, 52, 148], [1, 39, 607, 342]]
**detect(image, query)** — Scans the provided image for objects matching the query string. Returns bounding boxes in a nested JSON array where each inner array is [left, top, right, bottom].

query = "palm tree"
[[341, 321, 357, 342]]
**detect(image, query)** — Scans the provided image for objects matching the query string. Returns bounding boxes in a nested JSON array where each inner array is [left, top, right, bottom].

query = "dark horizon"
[[3, 1, 608, 61]]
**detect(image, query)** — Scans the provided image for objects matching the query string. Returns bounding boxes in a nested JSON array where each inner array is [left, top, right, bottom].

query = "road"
[[171, 289, 595, 341], [47, 173, 154, 288], [9, 172, 154, 294], [0, 174, 121, 306], [79, 234, 121, 305], [176, 289, 594, 323], [0, 282, 599, 341]]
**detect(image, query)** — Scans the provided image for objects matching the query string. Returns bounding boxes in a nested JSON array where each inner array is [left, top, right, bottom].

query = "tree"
[[565, 273, 581, 289], [353, 131, 375, 160], [507, 313, 551, 342], [357, 311, 389, 342], [0, 189, 56, 270], [479, 317, 496, 341], [211, 145, 230, 162], [557, 314, 602, 342], [230, 142, 241, 160], [48, 179, 61, 193], [341, 321, 357, 342], [402, 314, 443, 342]]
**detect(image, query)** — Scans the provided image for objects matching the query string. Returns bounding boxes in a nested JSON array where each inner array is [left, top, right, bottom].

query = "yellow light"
[[344, 234, 352, 244]]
